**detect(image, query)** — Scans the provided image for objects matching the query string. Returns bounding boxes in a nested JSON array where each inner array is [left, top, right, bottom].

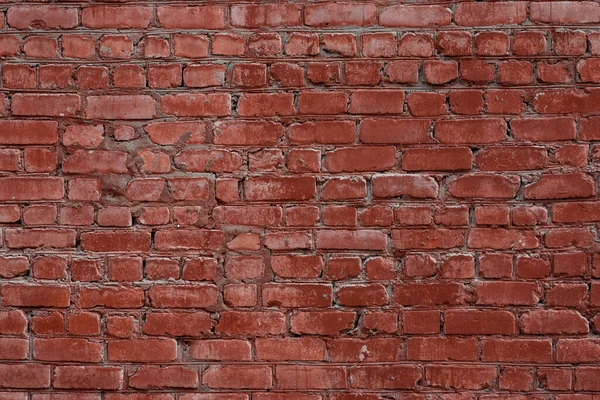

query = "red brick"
[[216, 312, 286, 336], [203, 366, 272, 389], [450, 174, 520, 199], [372, 174, 439, 199], [531, 2, 600, 24], [24, 37, 58, 58], [435, 118, 507, 144], [475, 32, 510, 56], [108, 339, 177, 362], [33, 338, 102, 362], [407, 337, 478, 361], [189, 339, 251, 361], [291, 311, 356, 335], [129, 366, 198, 389], [86, 95, 156, 120], [256, 337, 326, 361], [379, 5, 451, 27], [316, 230, 387, 251], [455, 2, 527, 26], [0, 364, 50, 388], [445, 310, 516, 335], [349, 90, 404, 114], [157, 6, 226, 29], [403, 148, 472, 171], [304, 4, 376, 27], [38, 65, 73, 89], [325, 146, 396, 172], [54, 366, 122, 390], [12, 94, 80, 117], [276, 366, 346, 389], [81, 231, 151, 252], [394, 282, 463, 305], [481, 339, 553, 363], [245, 176, 316, 201], [2, 284, 70, 307], [427, 365, 496, 390]]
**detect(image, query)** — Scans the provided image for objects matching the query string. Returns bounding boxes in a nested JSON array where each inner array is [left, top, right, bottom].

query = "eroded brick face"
[[0, 1, 599, 398]]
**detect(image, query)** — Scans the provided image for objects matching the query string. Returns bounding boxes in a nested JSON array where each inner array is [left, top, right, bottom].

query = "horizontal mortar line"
[[5, 0, 600, 4], [2, 84, 600, 92], [0, 55, 598, 63], [1, 24, 600, 34]]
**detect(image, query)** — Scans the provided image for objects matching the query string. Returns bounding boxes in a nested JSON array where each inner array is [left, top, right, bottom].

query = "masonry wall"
[[0, 1, 600, 398]]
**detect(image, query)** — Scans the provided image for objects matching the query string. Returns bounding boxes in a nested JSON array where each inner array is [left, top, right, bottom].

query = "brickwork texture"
[[0, 1, 600, 399]]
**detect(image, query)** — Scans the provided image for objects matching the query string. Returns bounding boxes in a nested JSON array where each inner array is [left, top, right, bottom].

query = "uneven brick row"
[[4, 58, 600, 91], [3, 29, 600, 61], [3, 2, 600, 31]]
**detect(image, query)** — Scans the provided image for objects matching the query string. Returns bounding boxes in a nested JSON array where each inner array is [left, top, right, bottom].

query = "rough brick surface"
[[0, 1, 599, 398]]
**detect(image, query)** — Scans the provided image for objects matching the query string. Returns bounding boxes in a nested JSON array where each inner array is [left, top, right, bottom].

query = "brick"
[[349, 90, 404, 114], [82, 6, 152, 28], [481, 339, 553, 363], [33, 338, 102, 362], [291, 311, 356, 335], [0, 364, 50, 388], [54, 366, 122, 390], [316, 230, 387, 251], [394, 282, 463, 305], [0, 311, 27, 335], [24, 36, 58, 58], [12, 94, 80, 117], [216, 312, 286, 336], [256, 337, 326, 361], [526, 173, 595, 200], [299, 92, 348, 115], [379, 5, 451, 27], [435, 118, 507, 144], [2, 284, 69, 307], [231, 4, 301, 28], [80, 286, 144, 309], [8, 6, 78, 29], [372, 174, 439, 199], [81, 231, 151, 252], [161, 93, 230, 117], [325, 146, 396, 172], [521, 310, 589, 335], [108, 339, 177, 362], [189, 339, 251, 361], [149, 285, 218, 308], [424, 60, 458, 84], [427, 365, 497, 390], [402, 148, 472, 171], [245, 177, 316, 201], [86, 95, 156, 120], [276, 366, 346, 389], [445, 310, 516, 335], [476, 147, 548, 171], [129, 366, 198, 389], [531, 2, 600, 24], [455, 2, 527, 26], [157, 6, 226, 29], [449, 174, 520, 199], [437, 31, 472, 56], [3, 64, 36, 89], [304, 4, 376, 27], [203, 366, 272, 389], [407, 337, 478, 361]]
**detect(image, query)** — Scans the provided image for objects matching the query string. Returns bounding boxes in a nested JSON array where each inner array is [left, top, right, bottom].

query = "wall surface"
[[0, 1, 600, 399]]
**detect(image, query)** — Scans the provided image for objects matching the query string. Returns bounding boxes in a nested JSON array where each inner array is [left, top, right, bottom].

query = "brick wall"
[[1, 1, 600, 398]]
